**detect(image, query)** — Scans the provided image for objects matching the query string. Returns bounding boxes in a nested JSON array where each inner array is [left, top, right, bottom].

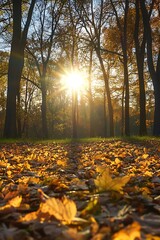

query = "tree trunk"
[[153, 79, 160, 136], [122, 0, 130, 136], [72, 90, 78, 138], [110, 0, 130, 136], [3, 0, 35, 138], [123, 55, 130, 136], [140, 0, 160, 136], [103, 92, 107, 137], [41, 78, 48, 138], [134, 0, 147, 136], [96, 49, 114, 137], [3, 0, 22, 138], [88, 48, 94, 137], [121, 84, 125, 136]]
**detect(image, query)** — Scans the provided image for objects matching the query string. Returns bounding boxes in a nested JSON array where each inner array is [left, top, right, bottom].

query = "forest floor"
[[0, 138, 160, 240]]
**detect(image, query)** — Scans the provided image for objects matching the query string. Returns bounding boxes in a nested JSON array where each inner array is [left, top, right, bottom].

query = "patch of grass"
[[122, 135, 160, 142], [0, 135, 159, 145]]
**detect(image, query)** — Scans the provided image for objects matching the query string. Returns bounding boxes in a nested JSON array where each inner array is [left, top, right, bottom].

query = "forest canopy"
[[0, 0, 159, 138]]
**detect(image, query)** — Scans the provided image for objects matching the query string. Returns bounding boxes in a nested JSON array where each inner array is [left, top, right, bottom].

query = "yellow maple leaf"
[[39, 196, 77, 224], [94, 168, 130, 193], [19, 195, 77, 224]]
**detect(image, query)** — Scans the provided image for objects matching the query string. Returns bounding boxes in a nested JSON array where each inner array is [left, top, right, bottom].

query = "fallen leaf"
[[146, 234, 160, 240], [62, 228, 90, 240], [20, 195, 77, 224], [0, 195, 22, 214], [39, 195, 77, 223], [94, 168, 130, 193], [80, 197, 100, 216], [112, 221, 141, 240]]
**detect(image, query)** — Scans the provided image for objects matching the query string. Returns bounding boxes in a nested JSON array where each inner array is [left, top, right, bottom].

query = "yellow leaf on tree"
[[94, 168, 130, 193], [112, 221, 141, 240]]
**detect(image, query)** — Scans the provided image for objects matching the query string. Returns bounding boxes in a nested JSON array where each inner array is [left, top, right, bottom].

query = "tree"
[[88, 47, 95, 137], [3, 0, 36, 138], [27, 0, 65, 138], [76, 0, 114, 137], [134, 0, 147, 135], [140, 0, 160, 136], [110, 0, 130, 136]]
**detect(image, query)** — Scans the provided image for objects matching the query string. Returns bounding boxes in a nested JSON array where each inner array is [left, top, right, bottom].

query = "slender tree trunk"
[[17, 91, 22, 137], [134, 0, 147, 136], [123, 54, 130, 136], [138, 63, 147, 135], [110, 0, 130, 136], [88, 48, 94, 137], [123, 0, 130, 136], [153, 80, 160, 135], [41, 77, 48, 138], [72, 91, 78, 138], [96, 50, 114, 137], [103, 92, 107, 137], [121, 84, 125, 136], [140, 0, 160, 136]]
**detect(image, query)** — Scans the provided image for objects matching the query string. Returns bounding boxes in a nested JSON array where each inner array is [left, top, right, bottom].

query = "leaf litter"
[[0, 139, 160, 239]]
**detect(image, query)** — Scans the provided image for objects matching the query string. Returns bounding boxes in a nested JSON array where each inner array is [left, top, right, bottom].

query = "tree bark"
[[3, 0, 36, 138], [88, 48, 95, 137], [140, 0, 160, 136], [41, 77, 48, 139], [72, 90, 78, 139], [134, 0, 147, 136], [96, 49, 114, 137], [3, 0, 22, 138], [123, 0, 130, 136], [110, 0, 130, 136]]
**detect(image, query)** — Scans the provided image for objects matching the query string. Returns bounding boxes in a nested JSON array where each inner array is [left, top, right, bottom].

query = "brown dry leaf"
[[94, 168, 130, 193], [62, 228, 89, 240], [17, 183, 28, 194], [48, 178, 69, 191], [112, 221, 141, 240], [91, 226, 111, 240], [4, 190, 19, 200]]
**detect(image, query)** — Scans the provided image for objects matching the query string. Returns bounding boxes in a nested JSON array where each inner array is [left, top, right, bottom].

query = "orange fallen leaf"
[[0, 195, 22, 214], [146, 234, 160, 240], [112, 221, 141, 240]]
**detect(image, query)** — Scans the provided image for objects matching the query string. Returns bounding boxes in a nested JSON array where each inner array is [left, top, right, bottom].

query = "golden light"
[[63, 70, 86, 92]]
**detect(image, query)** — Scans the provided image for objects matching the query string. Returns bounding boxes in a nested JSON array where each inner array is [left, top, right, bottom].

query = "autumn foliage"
[[0, 139, 160, 239]]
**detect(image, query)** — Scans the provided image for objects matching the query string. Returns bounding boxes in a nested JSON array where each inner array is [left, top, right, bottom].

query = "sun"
[[63, 70, 85, 92]]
